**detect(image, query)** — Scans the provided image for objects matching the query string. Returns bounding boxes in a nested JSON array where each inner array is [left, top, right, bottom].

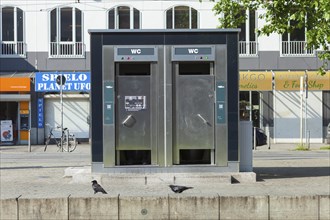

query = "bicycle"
[[44, 124, 78, 152], [62, 127, 78, 152]]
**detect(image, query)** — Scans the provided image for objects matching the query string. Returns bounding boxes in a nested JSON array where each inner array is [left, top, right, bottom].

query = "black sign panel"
[[172, 46, 215, 61], [115, 46, 158, 62]]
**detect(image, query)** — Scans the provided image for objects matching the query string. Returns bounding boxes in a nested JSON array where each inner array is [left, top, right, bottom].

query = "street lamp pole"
[[60, 74, 63, 152]]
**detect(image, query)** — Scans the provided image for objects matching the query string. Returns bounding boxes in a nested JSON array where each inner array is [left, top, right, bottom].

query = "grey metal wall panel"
[[103, 46, 115, 166], [165, 45, 173, 167], [239, 51, 324, 71], [278, 57, 318, 70], [239, 57, 259, 70], [215, 45, 228, 166]]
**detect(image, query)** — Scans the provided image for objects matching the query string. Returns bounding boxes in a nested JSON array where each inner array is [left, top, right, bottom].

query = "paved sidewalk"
[[0, 143, 329, 199]]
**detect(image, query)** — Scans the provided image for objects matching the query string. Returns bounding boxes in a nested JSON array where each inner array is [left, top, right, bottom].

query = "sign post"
[[300, 76, 304, 146], [56, 74, 66, 152]]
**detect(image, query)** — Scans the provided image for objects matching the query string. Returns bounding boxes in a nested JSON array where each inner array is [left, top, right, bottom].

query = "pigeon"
[[169, 184, 193, 193], [91, 180, 107, 194]]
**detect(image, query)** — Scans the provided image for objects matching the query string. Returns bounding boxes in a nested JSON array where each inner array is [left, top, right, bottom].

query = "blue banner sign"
[[37, 98, 44, 128], [35, 72, 90, 91]]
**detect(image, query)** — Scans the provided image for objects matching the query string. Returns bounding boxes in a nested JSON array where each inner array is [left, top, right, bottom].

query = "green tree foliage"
[[211, 0, 330, 74]]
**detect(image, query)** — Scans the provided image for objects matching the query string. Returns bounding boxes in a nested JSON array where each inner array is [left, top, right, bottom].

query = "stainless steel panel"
[[175, 75, 215, 150], [116, 76, 151, 150]]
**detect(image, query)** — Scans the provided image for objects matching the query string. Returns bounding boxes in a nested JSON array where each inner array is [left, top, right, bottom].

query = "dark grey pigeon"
[[91, 180, 107, 194], [169, 184, 193, 193]]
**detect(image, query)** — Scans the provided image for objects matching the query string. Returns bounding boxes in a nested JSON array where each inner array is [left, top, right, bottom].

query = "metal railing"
[[1, 41, 26, 57], [281, 41, 314, 56], [239, 41, 258, 56], [49, 42, 85, 58]]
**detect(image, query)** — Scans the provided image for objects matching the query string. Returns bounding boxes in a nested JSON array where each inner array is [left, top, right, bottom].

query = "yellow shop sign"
[[239, 71, 273, 91], [275, 71, 330, 91]]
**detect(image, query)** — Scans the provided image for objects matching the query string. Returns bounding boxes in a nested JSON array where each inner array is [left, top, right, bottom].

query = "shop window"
[[108, 6, 140, 29], [0, 6, 26, 57], [166, 6, 198, 29], [240, 91, 260, 128], [49, 7, 84, 58]]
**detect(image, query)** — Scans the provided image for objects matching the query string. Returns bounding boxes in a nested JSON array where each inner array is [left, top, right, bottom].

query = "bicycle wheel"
[[68, 136, 78, 152], [56, 139, 64, 152]]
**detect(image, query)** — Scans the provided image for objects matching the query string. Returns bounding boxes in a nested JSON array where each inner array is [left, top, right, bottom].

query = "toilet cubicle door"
[[174, 75, 215, 153], [116, 76, 151, 151]]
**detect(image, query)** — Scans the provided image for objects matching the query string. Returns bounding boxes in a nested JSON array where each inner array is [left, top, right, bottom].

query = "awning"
[[0, 94, 30, 101], [0, 77, 31, 92]]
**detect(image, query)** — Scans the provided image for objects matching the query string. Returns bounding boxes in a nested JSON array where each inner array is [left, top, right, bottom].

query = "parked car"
[[255, 128, 267, 146]]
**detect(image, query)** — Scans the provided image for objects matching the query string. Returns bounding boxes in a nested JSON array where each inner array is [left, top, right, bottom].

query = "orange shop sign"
[[239, 71, 273, 91], [0, 77, 30, 92]]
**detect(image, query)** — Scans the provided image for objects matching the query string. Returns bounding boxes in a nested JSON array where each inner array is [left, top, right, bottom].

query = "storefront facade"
[[0, 77, 31, 145], [239, 71, 330, 143]]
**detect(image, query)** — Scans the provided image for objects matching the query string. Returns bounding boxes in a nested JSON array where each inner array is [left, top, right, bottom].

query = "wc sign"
[[188, 49, 199, 54], [130, 49, 142, 54], [117, 48, 155, 56], [174, 47, 213, 56]]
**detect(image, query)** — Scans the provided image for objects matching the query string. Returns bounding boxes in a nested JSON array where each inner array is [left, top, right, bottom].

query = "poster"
[[1, 120, 13, 142], [125, 96, 147, 111]]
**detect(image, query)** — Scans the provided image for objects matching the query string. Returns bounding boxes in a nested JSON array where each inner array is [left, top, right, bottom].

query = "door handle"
[[197, 114, 212, 126], [122, 115, 136, 127]]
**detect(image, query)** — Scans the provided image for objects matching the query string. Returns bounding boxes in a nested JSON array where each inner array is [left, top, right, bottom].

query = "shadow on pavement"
[[254, 167, 330, 181]]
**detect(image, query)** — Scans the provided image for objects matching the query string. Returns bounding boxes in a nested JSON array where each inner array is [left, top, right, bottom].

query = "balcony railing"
[[1, 41, 26, 57], [239, 41, 258, 57], [281, 41, 314, 56], [49, 42, 85, 58]]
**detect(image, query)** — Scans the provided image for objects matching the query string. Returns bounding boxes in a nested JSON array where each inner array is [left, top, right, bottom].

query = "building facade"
[[0, 0, 329, 145]]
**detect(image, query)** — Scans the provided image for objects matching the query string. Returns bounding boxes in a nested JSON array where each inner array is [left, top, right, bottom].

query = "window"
[[240, 91, 260, 128], [49, 7, 84, 58], [281, 18, 313, 56], [239, 9, 258, 56], [166, 6, 198, 29], [108, 6, 140, 29], [0, 6, 25, 57]]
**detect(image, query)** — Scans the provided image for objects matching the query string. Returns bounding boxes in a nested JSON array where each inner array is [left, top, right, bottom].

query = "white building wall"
[[256, 9, 281, 52], [1, 0, 282, 53]]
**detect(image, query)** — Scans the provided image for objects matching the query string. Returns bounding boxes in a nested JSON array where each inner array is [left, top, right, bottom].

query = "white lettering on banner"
[[131, 49, 141, 54], [40, 73, 88, 82], [188, 49, 199, 54], [36, 82, 91, 91]]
